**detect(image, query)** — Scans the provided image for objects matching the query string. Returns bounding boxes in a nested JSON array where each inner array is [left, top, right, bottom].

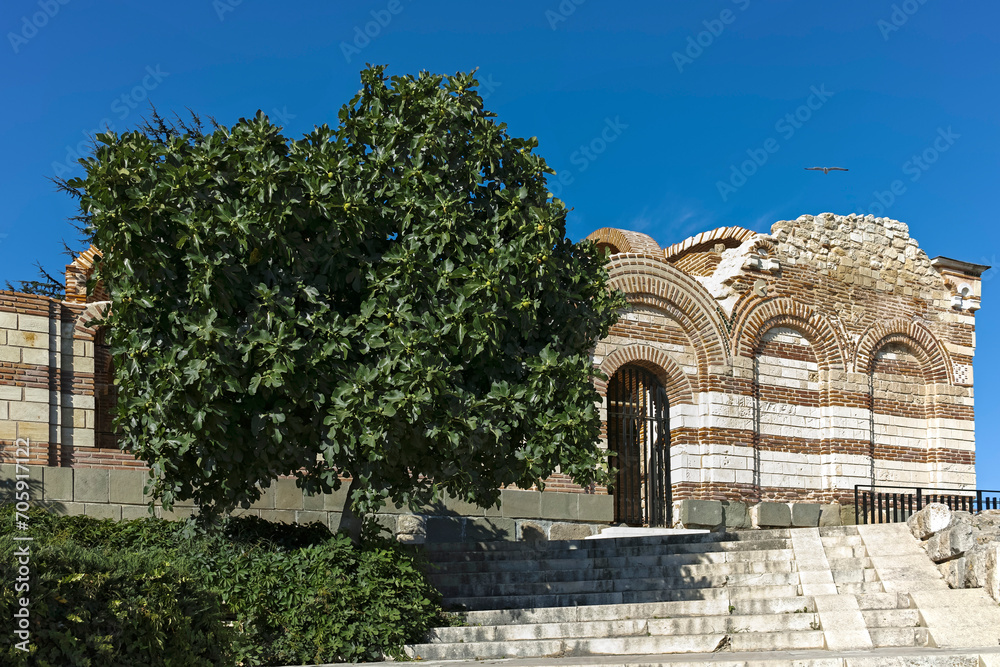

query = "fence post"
[[916, 488, 922, 512], [855, 486, 859, 525]]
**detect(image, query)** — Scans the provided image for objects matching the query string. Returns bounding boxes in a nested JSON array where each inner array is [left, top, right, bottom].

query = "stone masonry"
[[0, 213, 987, 530], [588, 212, 986, 511]]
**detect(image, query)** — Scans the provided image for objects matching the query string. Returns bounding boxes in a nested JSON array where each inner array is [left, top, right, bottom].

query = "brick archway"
[[731, 297, 846, 371], [854, 319, 951, 383], [72, 301, 111, 341], [597, 343, 694, 406], [585, 227, 663, 256], [605, 254, 731, 377]]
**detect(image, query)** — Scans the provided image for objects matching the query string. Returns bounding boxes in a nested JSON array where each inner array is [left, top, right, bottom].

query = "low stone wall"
[[906, 502, 1000, 603], [0, 464, 614, 543], [673, 498, 857, 529]]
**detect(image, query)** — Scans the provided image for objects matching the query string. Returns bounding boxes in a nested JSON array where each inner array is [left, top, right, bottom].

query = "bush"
[[0, 540, 234, 667], [0, 506, 444, 664]]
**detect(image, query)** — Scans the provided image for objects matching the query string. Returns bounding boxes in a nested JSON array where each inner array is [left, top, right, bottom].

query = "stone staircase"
[[401, 523, 1000, 663]]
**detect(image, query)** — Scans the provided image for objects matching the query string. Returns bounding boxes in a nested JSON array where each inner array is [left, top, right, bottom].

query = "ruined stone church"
[[586, 213, 984, 526], [0, 212, 986, 530]]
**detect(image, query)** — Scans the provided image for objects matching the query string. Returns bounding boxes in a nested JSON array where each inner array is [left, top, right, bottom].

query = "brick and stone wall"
[[587, 212, 986, 520], [0, 214, 987, 532]]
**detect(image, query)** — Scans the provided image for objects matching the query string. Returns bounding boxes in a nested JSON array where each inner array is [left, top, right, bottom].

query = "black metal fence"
[[854, 484, 1000, 524]]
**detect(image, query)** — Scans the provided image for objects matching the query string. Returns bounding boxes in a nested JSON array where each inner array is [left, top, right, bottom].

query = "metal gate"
[[607, 365, 671, 527]]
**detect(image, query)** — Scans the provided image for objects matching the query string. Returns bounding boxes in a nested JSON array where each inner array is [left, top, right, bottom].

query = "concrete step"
[[856, 592, 911, 610], [434, 571, 801, 599], [456, 595, 817, 627], [375, 647, 1000, 667], [406, 629, 829, 661], [426, 538, 793, 564], [834, 582, 885, 595], [429, 558, 795, 586], [428, 612, 822, 644], [821, 545, 868, 559], [429, 548, 797, 575], [830, 567, 879, 584], [828, 557, 872, 570], [862, 608, 922, 628], [405, 633, 728, 661], [445, 584, 803, 611], [868, 627, 929, 648], [728, 630, 826, 652], [422, 529, 794, 555]]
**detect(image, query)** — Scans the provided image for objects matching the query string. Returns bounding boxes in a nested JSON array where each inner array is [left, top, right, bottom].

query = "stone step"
[[445, 584, 803, 612], [422, 529, 794, 554], [434, 571, 801, 599], [428, 612, 821, 644], [861, 608, 922, 628], [828, 557, 872, 570], [856, 592, 911, 610], [429, 559, 796, 587], [868, 627, 929, 648], [426, 538, 793, 564], [456, 595, 817, 627], [405, 633, 725, 661], [405, 629, 828, 661], [821, 545, 868, 559], [820, 536, 863, 548], [833, 582, 885, 595], [375, 647, 999, 667], [830, 568, 879, 584], [429, 548, 796, 574]]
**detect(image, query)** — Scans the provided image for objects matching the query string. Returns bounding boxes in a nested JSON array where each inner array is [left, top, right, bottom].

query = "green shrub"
[[0, 506, 444, 664], [0, 540, 234, 667]]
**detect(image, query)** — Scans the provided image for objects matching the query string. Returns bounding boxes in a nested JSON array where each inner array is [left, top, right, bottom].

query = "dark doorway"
[[607, 365, 671, 527]]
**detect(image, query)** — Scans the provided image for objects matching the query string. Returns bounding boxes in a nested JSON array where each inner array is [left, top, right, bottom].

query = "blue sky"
[[2, 1, 999, 488]]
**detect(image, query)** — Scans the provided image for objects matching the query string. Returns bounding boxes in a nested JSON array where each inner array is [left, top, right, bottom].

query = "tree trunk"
[[337, 477, 363, 544]]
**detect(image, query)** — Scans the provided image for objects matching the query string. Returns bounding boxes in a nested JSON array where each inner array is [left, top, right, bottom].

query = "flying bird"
[[804, 167, 849, 173]]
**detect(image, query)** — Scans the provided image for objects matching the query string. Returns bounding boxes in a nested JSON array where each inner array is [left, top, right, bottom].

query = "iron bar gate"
[[607, 366, 671, 527], [855, 484, 1000, 524]]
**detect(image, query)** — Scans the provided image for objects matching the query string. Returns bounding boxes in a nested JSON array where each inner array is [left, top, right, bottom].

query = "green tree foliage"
[[0, 507, 445, 665], [69, 66, 623, 518]]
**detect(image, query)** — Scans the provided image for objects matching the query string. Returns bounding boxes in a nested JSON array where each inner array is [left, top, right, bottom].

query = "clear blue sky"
[[2, 1, 998, 488]]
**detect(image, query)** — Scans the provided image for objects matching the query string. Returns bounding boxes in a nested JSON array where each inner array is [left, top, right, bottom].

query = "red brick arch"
[[72, 301, 111, 341], [731, 297, 846, 371], [747, 237, 778, 258], [596, 344, 695, 406], [605, 254, 731, 376], [855, 319, 951, 383], [586, 228, 663, 256]]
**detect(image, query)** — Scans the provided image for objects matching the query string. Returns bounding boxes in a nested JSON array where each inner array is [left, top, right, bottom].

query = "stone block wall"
[[0, 464, 614, 543], [673, 498, 856, 531]]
